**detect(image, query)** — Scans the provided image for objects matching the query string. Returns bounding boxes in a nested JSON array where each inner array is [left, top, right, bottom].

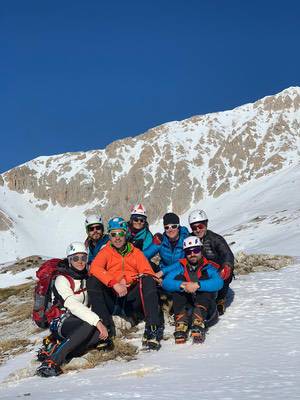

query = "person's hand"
[[113, 282, 128, 297], [181, 281, 199, 293], [96, 320, 108, 340], [220, 264, 232, 280], [155, 270, 163, 279], [153, 233, 163, 245]]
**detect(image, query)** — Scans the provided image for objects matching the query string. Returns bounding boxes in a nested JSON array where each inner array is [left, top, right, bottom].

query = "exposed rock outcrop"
[[1, 87, 300, 223]]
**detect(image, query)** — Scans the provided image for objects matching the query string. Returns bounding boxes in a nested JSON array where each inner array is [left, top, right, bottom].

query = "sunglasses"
[[110, 231, 126, 238], [88, 225, 102, 232], [185, 247, 202, 256], [132, 217, 146, 223], [164, 224, 179, 231], [71, 255, 88, 262], [191, 223, 207, 231]]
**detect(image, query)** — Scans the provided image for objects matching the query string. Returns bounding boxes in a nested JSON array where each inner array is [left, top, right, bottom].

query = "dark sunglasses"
[[88, 225, 102, 232], [132, 217, 146, 223], [185, 247, 202, 256], [110, 231, 126, 238], [71, 255, 88, 262], [191, 223, 207, 231], [164, 224, 179, 231]]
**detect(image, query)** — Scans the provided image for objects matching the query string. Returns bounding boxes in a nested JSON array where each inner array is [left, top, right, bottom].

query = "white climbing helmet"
[[131, 203, 147, 218], [66, 242, 88, 257], [188, 209, 208, 225], [85, 214, 103, 229], [183, 236, 202, 250]]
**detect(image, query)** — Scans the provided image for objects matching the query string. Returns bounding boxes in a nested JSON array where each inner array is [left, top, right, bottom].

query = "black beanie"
[[163, 212, 180, 226]]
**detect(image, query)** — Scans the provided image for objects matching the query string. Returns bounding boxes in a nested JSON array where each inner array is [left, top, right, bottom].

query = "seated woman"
[[162, 236, 223, 344], [36, 242, 108, 378], [127, 203, 153, 252], [144, 212, 189, 275]]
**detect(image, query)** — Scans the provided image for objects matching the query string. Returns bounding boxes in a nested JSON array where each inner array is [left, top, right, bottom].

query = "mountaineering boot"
[[190, 318, 206, 344], [142, 325, 161, 350], [217, 298, 226, 316], [36, 359, 63, 378], [174, 321, 189, 344], [96, 337, 115, 351], [173, 311, 189, 344], [37, 336, 61, 362]]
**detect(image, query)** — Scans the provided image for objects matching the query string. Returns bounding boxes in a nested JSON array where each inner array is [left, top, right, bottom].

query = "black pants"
[[87, 275, 161, 334], [172, 291, 217, 322], [49, 315, 100, 366], [217, 273, 233, 301]]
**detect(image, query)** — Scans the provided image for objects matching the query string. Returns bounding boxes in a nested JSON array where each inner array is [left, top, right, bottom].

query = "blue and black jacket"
[[127, 223, 153, 253], [86, 234, 110, 266], [162, 257, 224, 293], [144, 226, 189, 273]]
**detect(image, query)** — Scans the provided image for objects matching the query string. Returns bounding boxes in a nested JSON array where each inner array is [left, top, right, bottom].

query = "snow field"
[[1, 264, 299, 400]]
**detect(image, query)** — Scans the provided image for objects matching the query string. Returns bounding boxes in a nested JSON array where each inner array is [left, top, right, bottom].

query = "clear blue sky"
[[1, 0, 300, 173]]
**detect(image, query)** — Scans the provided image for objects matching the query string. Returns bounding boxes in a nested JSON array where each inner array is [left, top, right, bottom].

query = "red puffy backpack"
[[32, 258, 75, 329]]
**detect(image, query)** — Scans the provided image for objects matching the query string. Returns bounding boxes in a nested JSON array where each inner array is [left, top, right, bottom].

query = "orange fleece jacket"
[[89, 242, 156, 287]]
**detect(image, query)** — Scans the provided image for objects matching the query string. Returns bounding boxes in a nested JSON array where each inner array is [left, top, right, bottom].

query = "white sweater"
[[54, 275, 100, 327]]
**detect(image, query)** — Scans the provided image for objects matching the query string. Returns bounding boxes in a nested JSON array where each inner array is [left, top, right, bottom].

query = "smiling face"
[[190, 222, 207, 239], [131, 216, 146, 231], [164, 224, 180, 241], [69, 253, 88, 271], [109, 229, 127, 249], [87, 224, 103, 241]]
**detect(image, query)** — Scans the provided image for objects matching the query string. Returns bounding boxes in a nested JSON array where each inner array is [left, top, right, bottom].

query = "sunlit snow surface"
[[0, 264, 299, 400]]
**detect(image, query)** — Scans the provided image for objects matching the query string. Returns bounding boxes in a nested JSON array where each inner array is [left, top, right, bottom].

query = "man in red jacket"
[[189, 209, 234, 315], [87, 217, 162, 350]]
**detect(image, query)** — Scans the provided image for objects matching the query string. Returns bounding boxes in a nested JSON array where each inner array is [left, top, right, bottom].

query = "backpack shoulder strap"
[[57, 273, 86, 295], [203, 256, 220, 269], [62, 273, 75, 292], [179, 260, 191, 282]]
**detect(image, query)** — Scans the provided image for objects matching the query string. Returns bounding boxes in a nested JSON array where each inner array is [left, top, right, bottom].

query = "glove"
[[220, 264, 232, 281], [153, 233, 163, 245]]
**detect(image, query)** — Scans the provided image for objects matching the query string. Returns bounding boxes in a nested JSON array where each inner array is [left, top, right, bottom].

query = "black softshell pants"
[[49, 315, 100, 366], [87, 275, 161, 334], [217, 272, 233, 301], [172, 291, 217, 322]]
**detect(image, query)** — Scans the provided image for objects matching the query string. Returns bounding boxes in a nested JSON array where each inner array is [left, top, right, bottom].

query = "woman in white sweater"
[[36, 242, 108, 378]]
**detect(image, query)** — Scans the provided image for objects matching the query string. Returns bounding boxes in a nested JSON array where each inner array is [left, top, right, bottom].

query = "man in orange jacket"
[[87, 217, 162, 350]]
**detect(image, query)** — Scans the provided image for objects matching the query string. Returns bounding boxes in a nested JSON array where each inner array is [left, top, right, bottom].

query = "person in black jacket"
[[188, 209, 234, 315]]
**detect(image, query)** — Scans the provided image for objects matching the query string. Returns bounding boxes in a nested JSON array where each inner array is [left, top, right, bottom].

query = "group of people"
[[36, 204, 234, 377]]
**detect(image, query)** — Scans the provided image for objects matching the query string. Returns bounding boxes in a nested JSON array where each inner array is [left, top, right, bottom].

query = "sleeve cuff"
[[108, 279, 118, 287]]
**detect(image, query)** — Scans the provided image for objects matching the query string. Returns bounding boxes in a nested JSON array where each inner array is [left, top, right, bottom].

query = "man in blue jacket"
[[162, 236, 223, 344], [84, 215, 109, 267], [144, 212, 189, 272]]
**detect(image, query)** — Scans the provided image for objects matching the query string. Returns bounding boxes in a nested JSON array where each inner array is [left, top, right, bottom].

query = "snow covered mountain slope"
[[0, 86, 299, 262], [1, 263, 299, 399], [1, 160, 299, 263], [1, 87, 300, 215]]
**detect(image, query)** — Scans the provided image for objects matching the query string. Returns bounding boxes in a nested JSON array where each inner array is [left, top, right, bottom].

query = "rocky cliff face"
[[1, 87, 300, 225]]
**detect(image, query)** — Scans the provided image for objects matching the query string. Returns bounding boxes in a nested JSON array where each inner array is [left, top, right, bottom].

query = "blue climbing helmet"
[[107, 217, 128, 233]]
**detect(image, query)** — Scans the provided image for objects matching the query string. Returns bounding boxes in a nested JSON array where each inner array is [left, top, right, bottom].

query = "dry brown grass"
[[8, 301, 33, 322], [64, 338, 138, 371], [118, 324, 139, 339], [0, 338, 32, 365], [0, 282, 34, 303]]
